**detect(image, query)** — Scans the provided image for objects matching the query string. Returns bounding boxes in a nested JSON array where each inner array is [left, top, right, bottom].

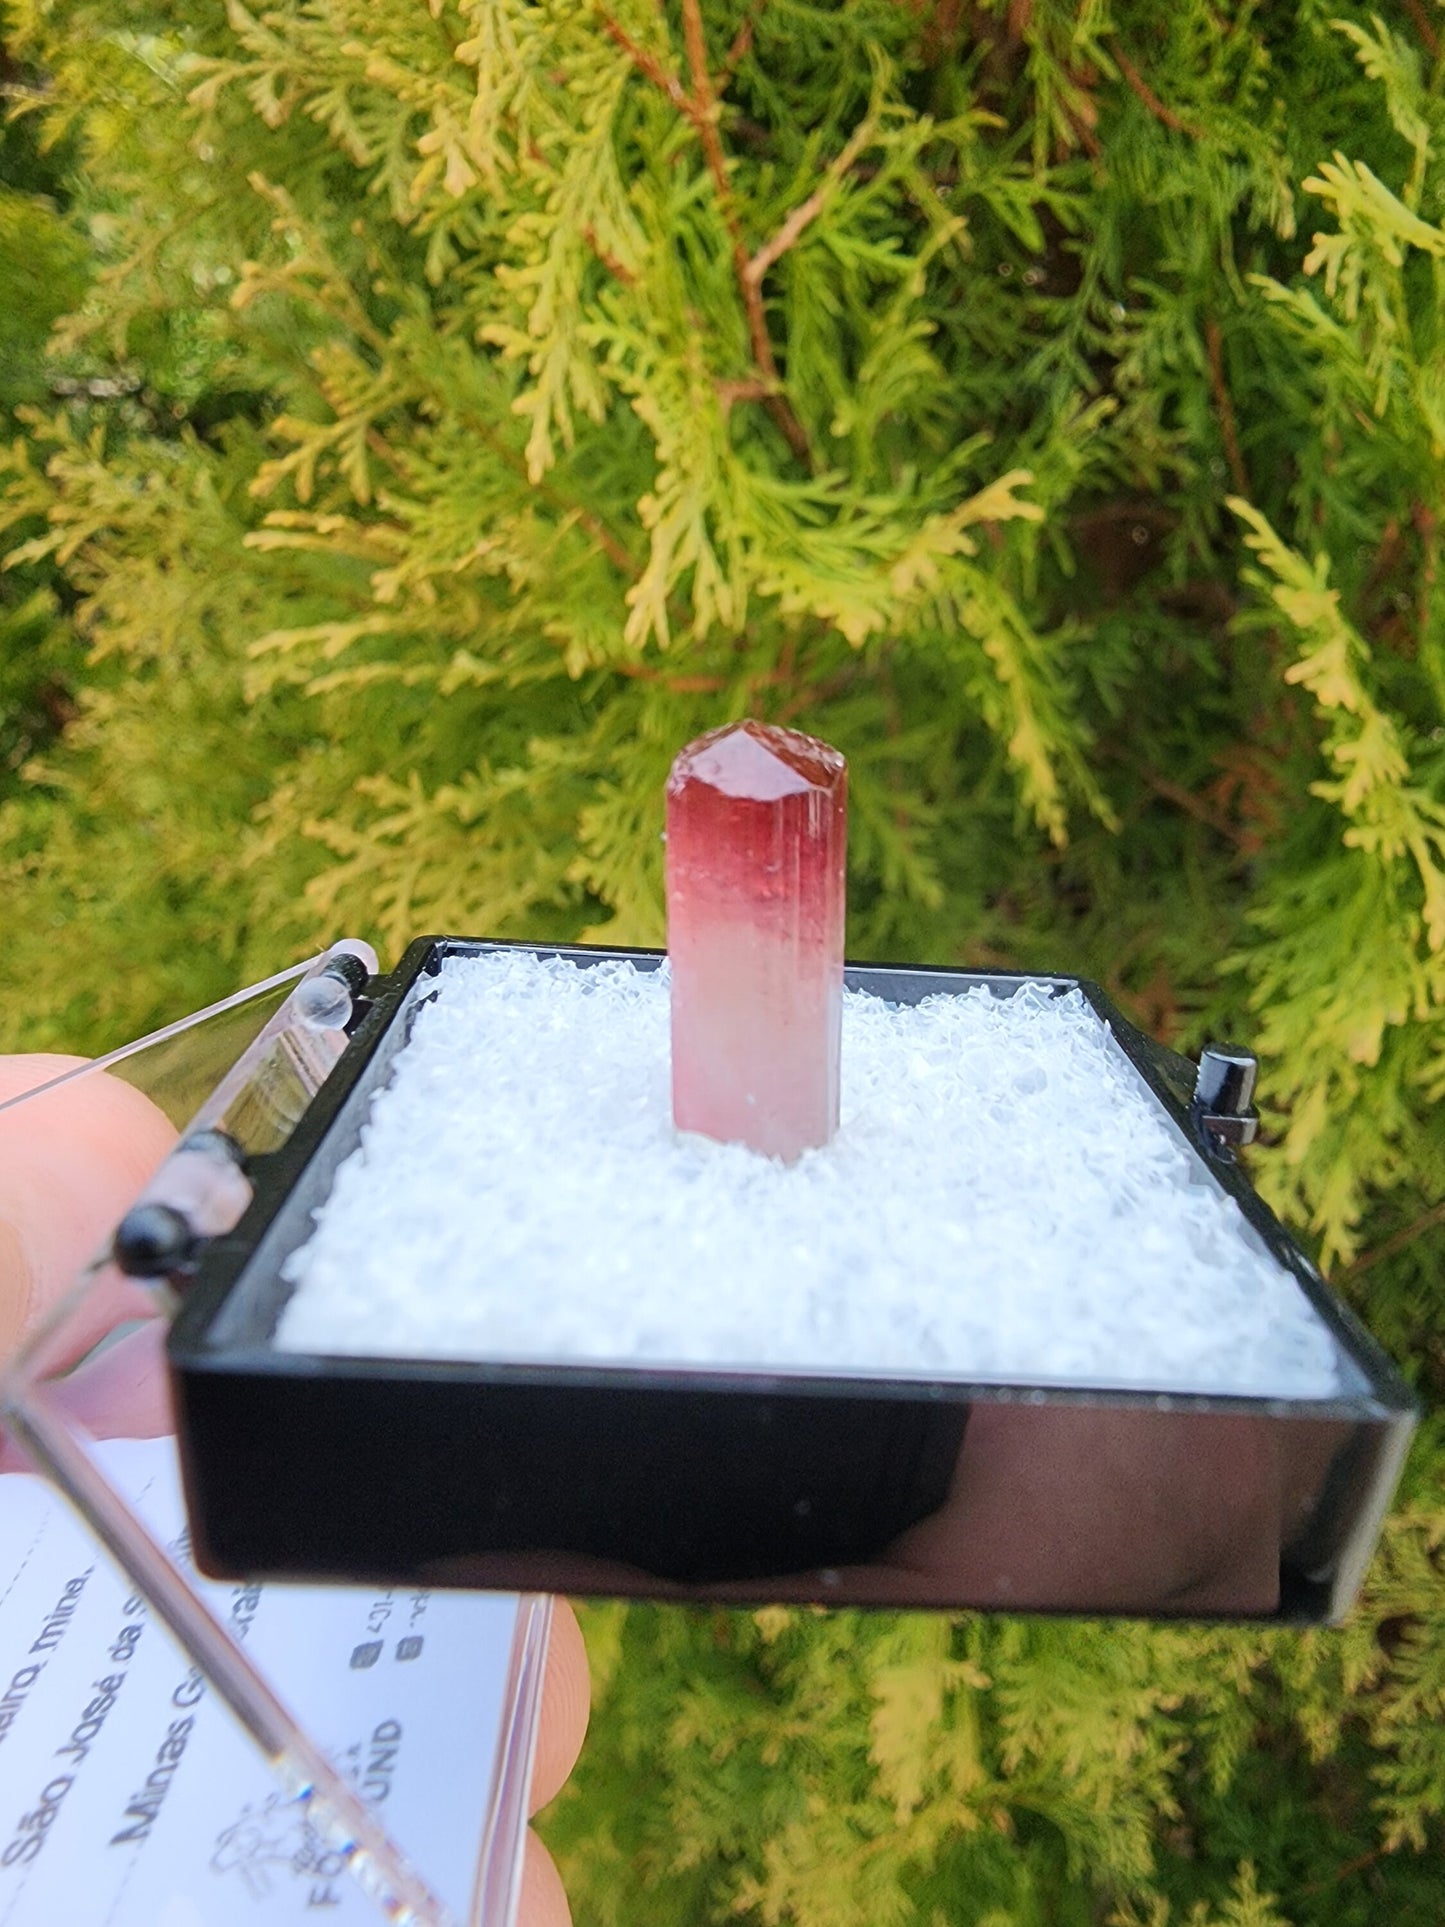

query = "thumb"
[[0, 1055, 178, 1368]]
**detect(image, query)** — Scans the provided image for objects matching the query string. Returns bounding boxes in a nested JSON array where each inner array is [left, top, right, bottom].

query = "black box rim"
[[167, 937, 1418, 1429]]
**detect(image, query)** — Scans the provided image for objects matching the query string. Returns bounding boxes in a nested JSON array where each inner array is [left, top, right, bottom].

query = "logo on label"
[[210, 1791, 347, 1904]]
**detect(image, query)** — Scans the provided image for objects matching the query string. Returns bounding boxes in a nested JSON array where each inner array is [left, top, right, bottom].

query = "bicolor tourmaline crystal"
[[666, 720, 847, 1161]]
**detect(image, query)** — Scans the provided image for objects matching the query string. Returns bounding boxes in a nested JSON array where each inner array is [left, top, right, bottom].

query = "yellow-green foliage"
[[1, 1, 1443, 1922]]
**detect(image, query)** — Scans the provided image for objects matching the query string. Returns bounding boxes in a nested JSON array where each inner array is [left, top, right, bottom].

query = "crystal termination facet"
[[666, 720, 847, 1161]]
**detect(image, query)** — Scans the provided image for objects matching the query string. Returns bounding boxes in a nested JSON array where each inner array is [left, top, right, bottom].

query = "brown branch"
[[1363, 516, 1404, 606], [1205, 318, 1250, 498], [597, 13, 690, 110], [680, 0, 740, 240], [1413, 503, 1438, 661], [720, 0, 766, 81], [1140, 766, 1244, 845], [772, 663, 865, 726], [714, 376, 771, 418], [557, 503, 635, 577], [744, 112, 877, 288], [918, 0, 969, 68], [1342, 1198, 1445, 1282], [1066, 103, 1102, 160], [1298, 1848, 1388, 1899], [457, 410, 638, 578], [744, 188, 834, 286], [36, 678, 79, 732], [679, 0, 811, 465], [601, 0, 811, 464], [777, 631, 796, 682], [611, 663, 791, 694], [1113, 46, 1205, 140], [623, 670, 730, 691], [1404, 0, 1440, 58], [566, 505, 639, 579], [880, 652, 911, 832], [364, 427, 410, 479], [583, 224, 637, 288]]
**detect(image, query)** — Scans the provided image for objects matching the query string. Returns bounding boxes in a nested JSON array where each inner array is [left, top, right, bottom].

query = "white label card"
[[0, 1438, 521, 1925]]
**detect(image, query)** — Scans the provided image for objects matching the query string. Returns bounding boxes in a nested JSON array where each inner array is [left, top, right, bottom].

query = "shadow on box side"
[[168, 939, 1418, 1624]]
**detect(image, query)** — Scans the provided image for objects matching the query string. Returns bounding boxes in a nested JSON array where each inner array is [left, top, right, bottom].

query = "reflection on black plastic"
[[173, 1359, 1392, 1620]]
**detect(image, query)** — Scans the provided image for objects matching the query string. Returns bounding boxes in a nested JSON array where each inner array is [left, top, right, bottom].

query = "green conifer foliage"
[[0, 29, 89, 806], [1, 1, 1443, 1921]]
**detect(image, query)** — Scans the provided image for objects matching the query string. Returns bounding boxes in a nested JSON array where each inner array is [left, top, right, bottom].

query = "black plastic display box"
[[169, 939, 1417, 1622]]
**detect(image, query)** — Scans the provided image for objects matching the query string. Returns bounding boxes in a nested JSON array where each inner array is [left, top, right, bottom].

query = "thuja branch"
[[1112, 44, 1204, 140], [1403, 0, 1440, 59], [600, 0, 812, 465], [1342, 1197, 1445, 1281], [679, 0, 811, 464], [583, 224, 638, 288], [612, 661, 794, 694], [744, 109, 878, 288], [457, 404, 639, 578], [596, 14, 690, 110], [677, 0, 741, 251], [720, 0, 766, 82], [1205, 320, 1249, 497], [1412, 503, 1438, 664], [1138, 764, 1244, 846]]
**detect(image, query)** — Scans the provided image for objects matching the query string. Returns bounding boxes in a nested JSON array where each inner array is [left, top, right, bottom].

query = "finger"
[[44, 1319, 172, 1439], [0, 1320, 174, 1472], [529, 1599, 589, 1814], [518, 1830, 571, 1927], [0, 1056, 177, 1365]]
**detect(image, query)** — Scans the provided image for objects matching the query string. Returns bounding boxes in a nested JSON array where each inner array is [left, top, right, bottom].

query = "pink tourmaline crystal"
[[666, 720, 847, 1161]]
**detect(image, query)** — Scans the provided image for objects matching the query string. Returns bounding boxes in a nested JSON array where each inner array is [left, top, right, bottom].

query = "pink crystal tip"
[[666, 719, 846, 804]]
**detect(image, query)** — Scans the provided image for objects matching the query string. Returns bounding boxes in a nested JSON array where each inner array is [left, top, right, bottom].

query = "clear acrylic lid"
[[0, 949, 549, 1927]]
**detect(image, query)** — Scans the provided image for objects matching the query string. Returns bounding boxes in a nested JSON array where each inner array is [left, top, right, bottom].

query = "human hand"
[[0, 1052, 588, 1927]]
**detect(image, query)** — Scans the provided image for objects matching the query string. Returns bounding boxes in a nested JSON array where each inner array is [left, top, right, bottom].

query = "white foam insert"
[[275, 952, 1342, 1397]]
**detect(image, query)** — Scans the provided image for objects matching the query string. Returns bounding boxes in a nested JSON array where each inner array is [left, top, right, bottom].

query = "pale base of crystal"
[[671, 920, 841, 1158], [275, 953, 1342, 1399]]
